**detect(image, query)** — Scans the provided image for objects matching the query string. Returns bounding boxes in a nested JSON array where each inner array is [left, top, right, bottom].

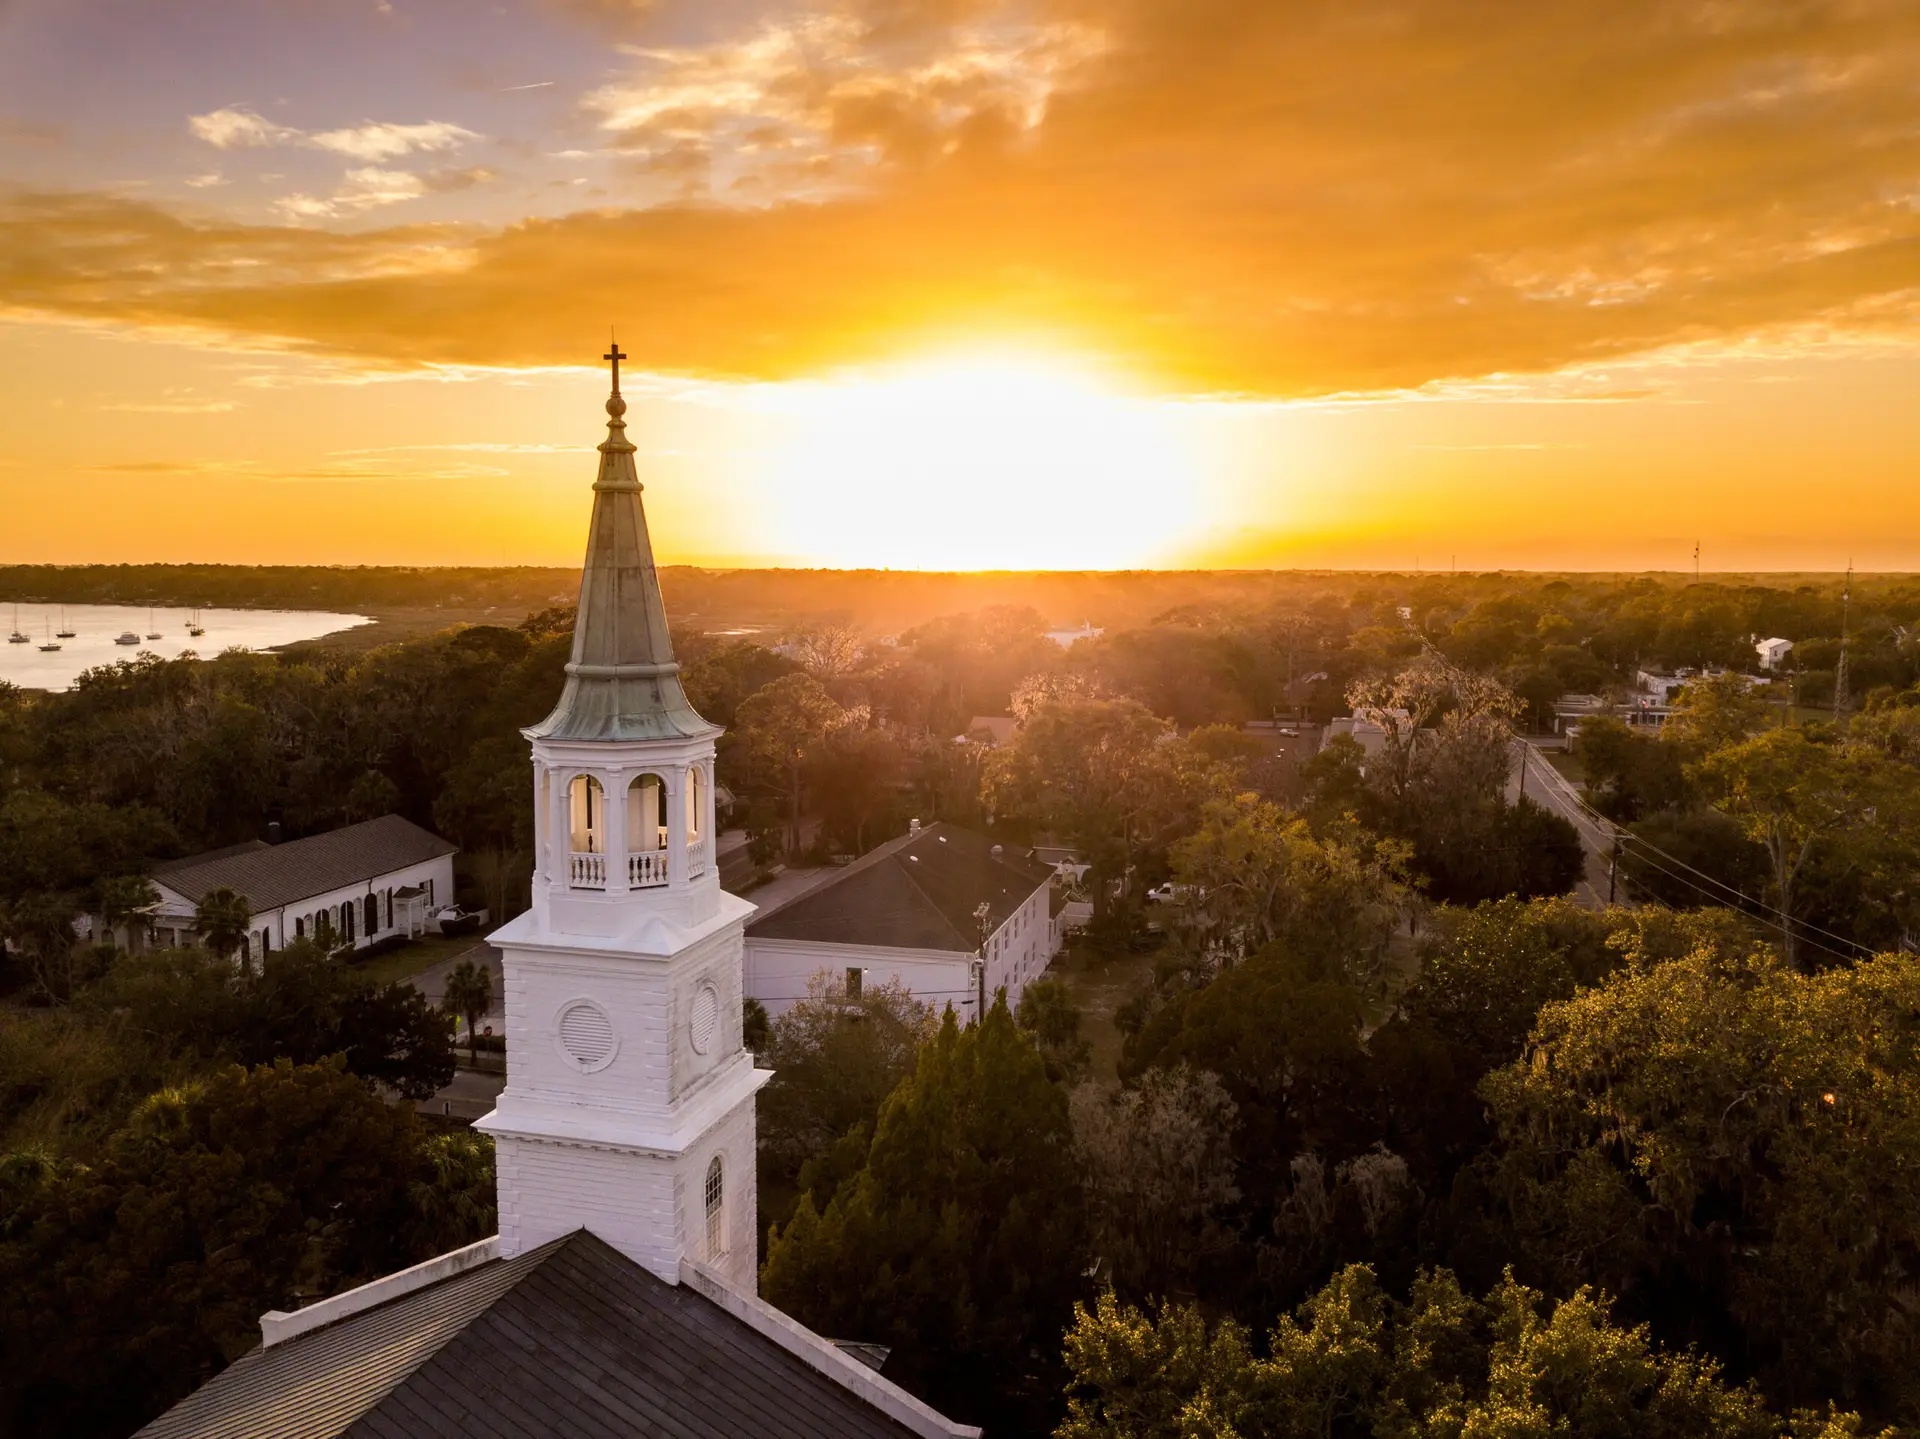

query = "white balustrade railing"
[[569, 851, 606, 889], [628, 849, 669, 888], [687, 834, 710, 878]]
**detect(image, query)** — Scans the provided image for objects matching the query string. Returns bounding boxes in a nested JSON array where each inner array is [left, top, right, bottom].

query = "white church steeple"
[[478, 346, 767, 1289]]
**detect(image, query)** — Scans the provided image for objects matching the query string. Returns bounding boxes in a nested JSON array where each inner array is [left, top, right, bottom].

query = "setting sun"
[[738, 351, 1201, 571]]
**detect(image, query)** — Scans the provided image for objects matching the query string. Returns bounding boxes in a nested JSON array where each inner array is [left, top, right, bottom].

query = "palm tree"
[[99, 875, 160, 951], [194, 886, 253, 965], [442, 959, 495, 1060]]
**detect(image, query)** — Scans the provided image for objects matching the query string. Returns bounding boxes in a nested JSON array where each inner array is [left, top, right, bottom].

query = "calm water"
[[0, 604, 370, 691]]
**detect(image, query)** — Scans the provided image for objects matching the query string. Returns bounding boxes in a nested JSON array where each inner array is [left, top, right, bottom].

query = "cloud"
[[583, 7, 1104, 199], [188, 108, 300, 149], [308, 120, 482, 161], [187, 108, 480, 163], [183, 173, 228, 189], [27, 0, 1920, 396]]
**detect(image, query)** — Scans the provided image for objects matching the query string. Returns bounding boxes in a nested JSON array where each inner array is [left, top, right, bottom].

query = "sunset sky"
[[2, 0, 1917, 572]]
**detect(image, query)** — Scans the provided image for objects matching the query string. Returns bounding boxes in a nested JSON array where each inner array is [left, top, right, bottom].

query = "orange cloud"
[[7, 0, 1920, 394]]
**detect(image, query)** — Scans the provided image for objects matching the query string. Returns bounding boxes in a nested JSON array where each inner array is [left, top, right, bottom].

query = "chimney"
[[909, 818, 921, 837], [267, 821, 283, 845]]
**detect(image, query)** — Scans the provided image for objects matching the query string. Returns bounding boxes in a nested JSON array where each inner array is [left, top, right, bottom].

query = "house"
[[963, 714, 1017, 746], [1044, 621, 1103, 647], [1319, 710, 1406, 758], [1756, 636, 1794, 670], [137, 352, 977, 1439], [146, 814, 457, 961], [744, 820, 1060, 1020]]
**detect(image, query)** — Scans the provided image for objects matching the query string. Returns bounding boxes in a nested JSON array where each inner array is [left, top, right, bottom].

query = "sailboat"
[[186, 607, 205, 637], [38, 620, 60, 652], [55, 607, 75, 638], [144, 606, 162, 641], [7, 604, 27, 644]]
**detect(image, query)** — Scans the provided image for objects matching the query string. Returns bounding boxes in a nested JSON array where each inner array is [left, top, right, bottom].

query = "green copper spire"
[[525, 345, 717, 743]]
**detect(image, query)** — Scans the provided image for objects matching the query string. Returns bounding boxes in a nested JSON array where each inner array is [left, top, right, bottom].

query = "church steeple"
[[482, 347, 768, 1292], [527, 343, 715, 744]]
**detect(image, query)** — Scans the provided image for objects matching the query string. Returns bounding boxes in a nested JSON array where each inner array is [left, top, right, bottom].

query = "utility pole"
[[1607, 838, 1621, 905]]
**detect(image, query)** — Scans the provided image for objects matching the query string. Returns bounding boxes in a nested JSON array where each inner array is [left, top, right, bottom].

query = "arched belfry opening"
[[628, 772, 667, 888], [568, 775, 606, 888]]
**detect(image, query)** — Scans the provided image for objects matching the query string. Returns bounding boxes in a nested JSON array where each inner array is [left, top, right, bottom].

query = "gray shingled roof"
[[152, 815, 456, 912], [135, 1232, 925, 1439], [746, 823, 1054, 952]]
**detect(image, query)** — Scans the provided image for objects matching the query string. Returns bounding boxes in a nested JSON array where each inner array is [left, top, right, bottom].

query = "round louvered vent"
[[555, 1000, 617, 1072], [690, 983, 721, 1055]]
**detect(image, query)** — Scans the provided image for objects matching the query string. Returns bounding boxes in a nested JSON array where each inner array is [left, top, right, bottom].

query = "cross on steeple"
[[604, 341, 627, 396]]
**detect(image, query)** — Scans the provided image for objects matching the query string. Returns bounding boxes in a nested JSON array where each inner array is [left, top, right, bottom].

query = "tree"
[[1696, 729, 1866, 969], [1482, 945, 1920, 1418], [1071, 1067, 1239, 1302], [1016, 976, 1093, 1084], [3, 891, 85, 1002], [756, 972, 933, 1229], [1059, 1263, 1873, 1439], [736, 673, 845, 855], [334, 982, 457, 1101], [0, 1059, 433, 1437], [440, 959, 494, 1059], [1667, 669, 1771, 752], [761, 1000, 1086, 1433], [984, 698, 1197, 919], [97, 874, 159, 951], [1167, 792, 1412, 984], [1122, 943, 1377, 1241], [192, 885, 252, 964]]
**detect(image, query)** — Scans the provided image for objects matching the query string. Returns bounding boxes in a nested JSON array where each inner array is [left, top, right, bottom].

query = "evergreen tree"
[[762, 998, 1087, 1433]]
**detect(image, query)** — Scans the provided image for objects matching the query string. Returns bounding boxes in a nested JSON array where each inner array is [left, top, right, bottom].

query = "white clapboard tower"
[[478, 345, 767, 1291]]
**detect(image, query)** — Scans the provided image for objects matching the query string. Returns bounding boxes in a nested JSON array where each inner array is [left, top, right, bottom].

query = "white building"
[[1756, 636, 1794, 670], [137, 352, 976, 1439], [745, 821, 1061, 1020], [146, 814, 456, 961]]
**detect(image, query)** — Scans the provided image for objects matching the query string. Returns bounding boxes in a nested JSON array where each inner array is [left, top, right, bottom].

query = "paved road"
[[417, 1066, 505, 1123], [410, 941, 504, 1035], [1509, 739, 1621, 909]]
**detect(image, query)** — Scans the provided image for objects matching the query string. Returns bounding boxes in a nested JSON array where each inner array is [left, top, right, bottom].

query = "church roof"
[[134, 1231, 932, 1439], [151, 815, 456, 912], [526, 352, 717, 745], [747, 823, 1055, 953]]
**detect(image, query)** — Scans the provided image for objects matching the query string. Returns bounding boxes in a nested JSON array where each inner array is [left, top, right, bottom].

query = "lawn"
[[347, 933, 482, 988], [1048, 939, 1155, 1084], [1542, 747, 1586, 784]]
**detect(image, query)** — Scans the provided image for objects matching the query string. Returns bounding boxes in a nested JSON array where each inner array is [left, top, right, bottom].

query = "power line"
[[1520, 741, 1878, 959]]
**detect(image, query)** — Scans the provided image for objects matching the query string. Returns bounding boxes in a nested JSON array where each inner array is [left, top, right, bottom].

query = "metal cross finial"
[[604, 341, 627, 396]]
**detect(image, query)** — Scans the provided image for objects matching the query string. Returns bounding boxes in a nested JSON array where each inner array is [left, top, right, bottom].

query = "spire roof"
[[525, 347, 717, 744]]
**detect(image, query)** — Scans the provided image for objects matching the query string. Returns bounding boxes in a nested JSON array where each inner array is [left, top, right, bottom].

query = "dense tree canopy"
[[762, 1001, 1086, 1434]]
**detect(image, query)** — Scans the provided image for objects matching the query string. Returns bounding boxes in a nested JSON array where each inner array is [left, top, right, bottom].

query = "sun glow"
[[740, 351, 1204, 570]]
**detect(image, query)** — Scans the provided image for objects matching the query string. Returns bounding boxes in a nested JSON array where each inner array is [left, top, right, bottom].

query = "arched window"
[[364, 894, 379, 935], [294, 916, 305, 939], [686, 765, 705, 841], [704, 1155, 725, 1258], [341, 901, 355, 944], [568, 775, 605, 853], [315, 910, 331, 944], [627, 773, 666, 851]]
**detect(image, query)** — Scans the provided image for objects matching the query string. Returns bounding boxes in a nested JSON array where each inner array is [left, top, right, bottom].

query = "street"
[[1508, 738, 1620, 909]]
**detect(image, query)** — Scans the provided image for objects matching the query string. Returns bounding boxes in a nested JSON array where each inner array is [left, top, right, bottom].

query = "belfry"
[[476, 345, 768, 1287]]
